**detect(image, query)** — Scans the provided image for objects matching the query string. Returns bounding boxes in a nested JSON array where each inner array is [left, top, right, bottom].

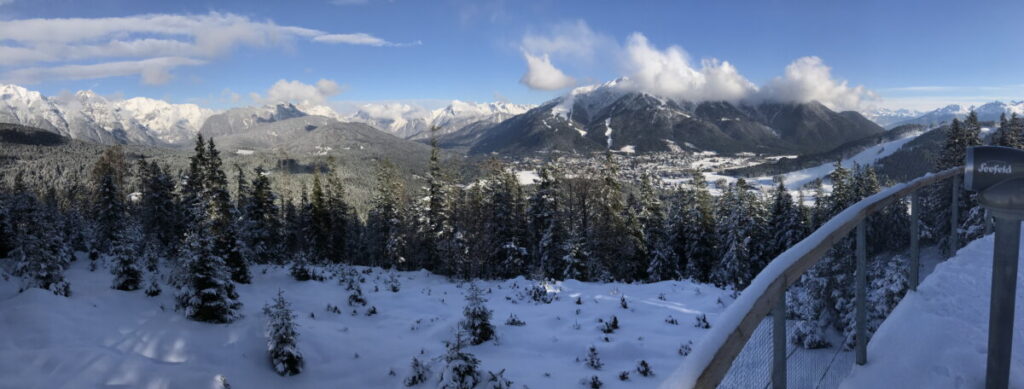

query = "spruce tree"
[[204, 139, 251, 284], [110, 223, 143, 291], [768, 181, 808, 259], [460, 283, 495, 345], [438, 333, 481, 389], [673, 172, 718, 282], [264, 290, 304, 376], [92, 147, 126, 253], [638, 173, 678, 282], [242, 166, 282, 264], [528, 165, 568, 279], [175, 204, 243, 323], [367, 160, 407, 268], [11, 199, 71, 297]]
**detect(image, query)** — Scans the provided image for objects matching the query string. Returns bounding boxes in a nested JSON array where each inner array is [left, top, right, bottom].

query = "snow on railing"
[[665, 167, 964, 389]]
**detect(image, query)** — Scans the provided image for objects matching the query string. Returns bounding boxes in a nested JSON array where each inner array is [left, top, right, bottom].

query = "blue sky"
[[1, 0, 1023, 112]]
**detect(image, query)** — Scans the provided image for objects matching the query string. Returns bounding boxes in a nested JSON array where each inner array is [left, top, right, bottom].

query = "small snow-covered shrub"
[[485, 369, 514, 389], [584, 346, 603, 370], [694, 314, 710, 329], [526, 283, 553, 304], [618, 371, 630, 381], [348, 285, 368, 306], [403, 357, 429, 386], [460, 283, 495, 345], [620, 296, 629, 309], [505, 314, 526, 326], [636, 360, 653, 376], [144, 273, 161, 297], [585, 375, 603, 388], [600, 315, 620, 334], [438, 335, 481, 389], [387, 271, 401, 292], [263, 290, 304, 376], [665, 315, 678, 325], [678, 341, 693, 356]]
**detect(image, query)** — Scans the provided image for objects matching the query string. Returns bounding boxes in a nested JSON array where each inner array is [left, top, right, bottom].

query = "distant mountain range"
[[4, 82, 1024, 157], [864, 101, 1024, 129], [466, 79, 884, 156], [0, 84, 529, 147], [345, 100, 533, 140]]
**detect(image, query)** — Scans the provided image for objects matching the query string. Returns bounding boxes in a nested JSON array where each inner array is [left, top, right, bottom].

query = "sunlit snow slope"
[[840, 230, 1024, 388], [0, 259, 732, 389]]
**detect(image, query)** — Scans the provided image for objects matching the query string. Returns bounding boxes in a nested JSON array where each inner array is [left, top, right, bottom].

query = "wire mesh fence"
[[717, 316, 856, 389]]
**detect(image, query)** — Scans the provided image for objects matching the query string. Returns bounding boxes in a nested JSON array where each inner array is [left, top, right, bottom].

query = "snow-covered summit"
[[0, 84, 221, 145], [347, 100, 533, 139]]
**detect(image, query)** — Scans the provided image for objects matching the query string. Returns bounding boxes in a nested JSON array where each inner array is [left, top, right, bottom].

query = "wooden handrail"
[[667, 167, 963, 389]]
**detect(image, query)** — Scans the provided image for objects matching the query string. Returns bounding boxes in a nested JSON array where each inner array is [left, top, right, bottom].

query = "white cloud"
[[619, 33, 756, 102], [313, 33, 415, 47], [519, 52, 576, 91], [0, 12, 408, 85], [758, 56, 877, 111], [254, 79, 345, 106], [0, 0, 14, 6], [521, 20, 612, 61], [5, 57, 206, 85]]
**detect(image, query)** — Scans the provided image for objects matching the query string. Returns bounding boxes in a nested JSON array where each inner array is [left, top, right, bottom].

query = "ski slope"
[[0, 257, 733, 389], [840, 230, 1024, 388]]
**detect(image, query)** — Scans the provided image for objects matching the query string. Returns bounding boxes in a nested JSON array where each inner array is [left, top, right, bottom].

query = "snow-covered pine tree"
[[460, 283, 495, 345], [367, 160, 407, 269], [263, 290, 304, 376], [589, 153, 642, 282], [528, 165, 569, 280], [482, 163, 528, 279], [175, 208, 243, 323], [711, 180, 764, 289], [242, 166, 282, 264], [110, 222, 143, 291], [423, 128, 454, 273], [203, 138, 251, 284], [404, 356, 429, 386], [90, 146, 128, 253], [437, 333, 481, 389], [11, 198, 71, 297], [768, 181, 808, 259], [672, 172, 718, 282], [638, 173, 679, 282], [138, 160, 179, 251]]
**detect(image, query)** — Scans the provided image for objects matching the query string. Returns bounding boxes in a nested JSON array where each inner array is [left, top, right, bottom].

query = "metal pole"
[[772, 284, 786, 389], [950, 174, 961, 257], [985, 216, 1021, 389], [985, 209, 995, 236], [910, 191, 920, 291], [856, 221, 867, 365]]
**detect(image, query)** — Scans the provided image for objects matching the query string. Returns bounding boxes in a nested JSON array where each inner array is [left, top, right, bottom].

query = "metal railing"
[[670, 167, 964, 389]]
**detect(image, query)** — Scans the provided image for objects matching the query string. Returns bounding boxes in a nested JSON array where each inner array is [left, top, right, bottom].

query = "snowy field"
[[841, 231, 1024, 388], [0, 256, 734, 389]]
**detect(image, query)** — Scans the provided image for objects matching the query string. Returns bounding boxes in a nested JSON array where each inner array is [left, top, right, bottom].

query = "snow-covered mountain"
[[890, 101, 1024, 128], [347, 100, 533, 139], [862, 108, 923, 129], [467, 79, 883, 156], [0, 84, 214, 145]]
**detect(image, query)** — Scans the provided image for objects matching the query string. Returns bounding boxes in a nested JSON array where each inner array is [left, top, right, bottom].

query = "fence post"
[[910, 191, 920, 291], [949, 174, 961, 257], [986, 216, 1022, 389], [985, 209, 994, 235], [772, 283, 786, 389], [856, 221, 868, 365]]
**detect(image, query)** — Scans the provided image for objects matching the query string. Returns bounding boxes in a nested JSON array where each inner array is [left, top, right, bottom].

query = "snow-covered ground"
[[0, 258, 734, 389], [841, 231, 1024, 388]]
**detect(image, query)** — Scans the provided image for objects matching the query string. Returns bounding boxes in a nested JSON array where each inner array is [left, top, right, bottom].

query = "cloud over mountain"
[[519, 20, 877, 111], [519, 52, 576, 90], [254, 79, 345, 106]]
